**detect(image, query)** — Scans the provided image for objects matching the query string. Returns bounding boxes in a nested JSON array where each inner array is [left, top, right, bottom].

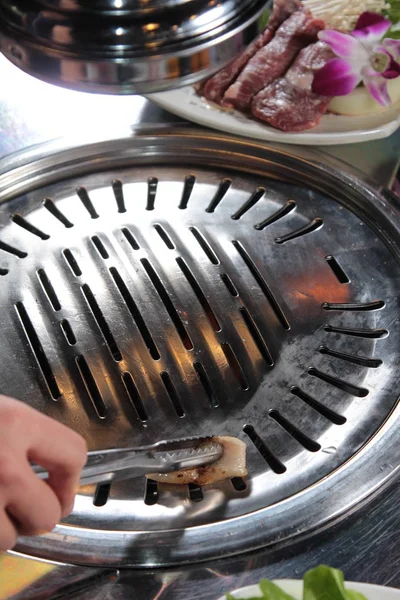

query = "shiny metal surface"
[[0, 131, 399, 568], [0, 0, 269, 94]]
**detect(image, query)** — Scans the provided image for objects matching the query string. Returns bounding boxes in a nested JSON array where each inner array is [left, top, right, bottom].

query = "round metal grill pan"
[[0, 132, 398, 567]]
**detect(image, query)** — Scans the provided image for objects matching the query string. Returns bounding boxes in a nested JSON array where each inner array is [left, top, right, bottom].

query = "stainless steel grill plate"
[[0, 131, 399, 567]]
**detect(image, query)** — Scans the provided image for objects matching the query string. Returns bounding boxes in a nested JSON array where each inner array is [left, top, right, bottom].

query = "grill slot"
[[160, 371, 185, 417], [43, 199, 74, 228], [141, 258, 193, 350], [0, 240, 27, 258], [144, 479, 159, 506], [75, 355, 107, 418], [77, 186, 99, 219], [269, 410, 321, 453], [231, 187, 265, 220], [323, 300, 385, 311], [112, 180, 126, 214], [60, 319, 77, 346], [176, 257, 221, 332], [37, 269, 61, 312], [0, 268, 8, 276], [243, 425, 286, 474], [109, 266, 160, 360], [319, 346, 383, 368], [179, 175, 196, 210], [189, 227, 219, 265], [12, 214, 50, 240], [93, 484, 111, 507], [308, 367, 369, 398], [325, 256, 350, 284], [15, 301, 61, 400], [221, 342, 248, 390], [91, 235, 109, 259], [122, 372, 148, 422], [231, 477, 247, 491], [221, 272, 239, 297], [194, 361, 219, 408], [122, 227, 140, 251], [147, 177, 158, 211], [63, 249, 82, 276], [324, 325, 389, 339], [290, 387, 346, 426], [154, 224, 175, 249], [233, 241, 290, 330], [255, 200, 296, 231], [239, 307, 274, 366], [81, 284, 122, 362], [276, 218, 323, 244], [206, 178, 231, 213], [189, 484, 204, 503]]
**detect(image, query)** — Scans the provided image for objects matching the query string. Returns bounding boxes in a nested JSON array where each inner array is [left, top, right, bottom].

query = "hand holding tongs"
[[31, 436, 223, 486]]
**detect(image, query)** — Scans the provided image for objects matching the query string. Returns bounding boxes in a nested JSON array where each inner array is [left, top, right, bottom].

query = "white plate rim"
[[148, 87, 400, 146], [217, 579, 400, 599]]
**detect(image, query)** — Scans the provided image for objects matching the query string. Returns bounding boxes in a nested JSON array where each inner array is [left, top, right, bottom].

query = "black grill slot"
[[37, 269, 61, 311], [206, 178, 231, 213], [188, 484, 204, 502], [255, 200, 296, 230], [189, 227, 219, 265], [0, 240, 27, 258], [276, 218, 323, 244], [91, 235, 109, 259], [325, 256, 350, 284], [269, 410, 321, 452], [194, 362, 219, 408], [15, 302, 61, 400], [154, 224, 175, 249], [161, 371, 185, 417], [93, 484, 111, 507], [243, 425, 286, 473], [233, 241, 290, 330], [12, 214, 50, 240], [77, 187, 99, 219], [323, 300, 385, 311], [144, 479, 158, 505], [60, 319, 77, 345], [122, 227, 140, 251], [112, 180, 126, 213], [81, 284, 122, 362], [221, 273, 238, 297], [221, 342, 248, 390], [231, 477, 247, 491], [231, 187, 265, 220], [63, 249, 82, 276], [122, 372, 148, 422], [319, 346, 382, 368], [290, 386, 346, 426], [176, 257, 221, 332], [0, 268, 8, 276], [43, 199, 74, 228], [324, 325, 388, 339], [179, 175, 196, 209], [109, 266, 160, 360], [308, 367, 369, 397], [147, 177, 158, 211], [141, 258, 193, 350], [239, 307, 273, 366], [76, 355, 107, 418]]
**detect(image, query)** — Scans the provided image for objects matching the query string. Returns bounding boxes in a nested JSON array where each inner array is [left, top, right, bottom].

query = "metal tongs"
[[32, 437, 223, 486]]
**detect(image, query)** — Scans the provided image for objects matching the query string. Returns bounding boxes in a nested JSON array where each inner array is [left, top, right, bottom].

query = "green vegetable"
[[259, 580, 296, 599], [257, 8, 271, 30], [384, 0, 400, 39], [346, 592, 370, 600]]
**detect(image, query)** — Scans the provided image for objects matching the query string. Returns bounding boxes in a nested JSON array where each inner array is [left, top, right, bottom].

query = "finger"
[[0, 512, 17, 552], [6, 464, 62, 535]]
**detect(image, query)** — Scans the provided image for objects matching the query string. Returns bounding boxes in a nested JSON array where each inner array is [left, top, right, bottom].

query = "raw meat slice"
[[251, 41, 335, 131], [147, 436, 247, 486], [222, 9, 325, 112], [201, 0, 302, 104]]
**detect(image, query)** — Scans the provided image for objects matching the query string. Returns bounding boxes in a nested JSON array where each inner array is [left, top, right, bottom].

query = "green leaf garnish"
[[303, 566, 368, 600]]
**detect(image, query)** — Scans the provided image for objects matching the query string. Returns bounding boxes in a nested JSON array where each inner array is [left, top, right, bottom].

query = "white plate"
[[148, 86, 400, 146], [218, 579, 400, 599]]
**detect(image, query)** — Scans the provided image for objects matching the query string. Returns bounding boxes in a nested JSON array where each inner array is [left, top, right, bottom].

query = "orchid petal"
[[374, 46, 400, 79], [383, 38, 400, 61], [352, 12, 392, 47], [318, 30, 363, 59], [312, 58, 361, 97], [363, 75, 392, 107]]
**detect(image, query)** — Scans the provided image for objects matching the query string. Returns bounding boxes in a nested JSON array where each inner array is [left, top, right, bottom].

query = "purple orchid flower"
[[312, 12, 400, 107]]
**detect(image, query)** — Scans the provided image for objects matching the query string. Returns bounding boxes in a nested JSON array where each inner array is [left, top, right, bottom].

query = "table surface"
[[0, 52, 399, 600]]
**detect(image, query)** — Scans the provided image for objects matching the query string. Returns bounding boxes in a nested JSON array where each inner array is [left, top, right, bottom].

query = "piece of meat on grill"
[[200, 0, 302, 104], [251, 41, 334, 132], [147, 436, 247, 486], [222, 9, 325, 112]]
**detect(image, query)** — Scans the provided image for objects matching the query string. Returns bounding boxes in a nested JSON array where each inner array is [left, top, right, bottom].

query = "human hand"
[[0, 395, 87, 553]]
